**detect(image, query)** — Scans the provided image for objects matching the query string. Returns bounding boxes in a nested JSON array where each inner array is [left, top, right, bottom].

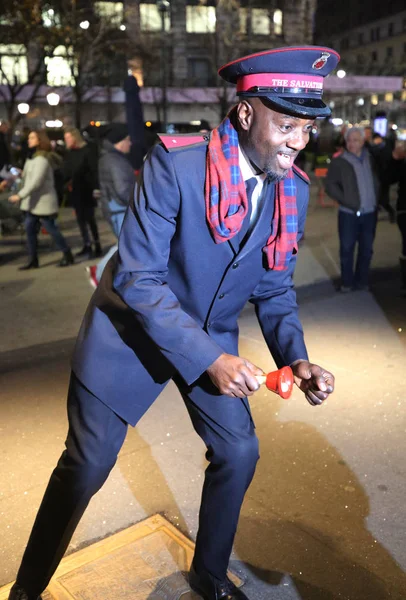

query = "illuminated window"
[[45, 46, 75, 86], [140, 4, 170, 31], [95, 2, 124, 25], [273, 9, 283, 36], [186, 6, 216, 33], [401, 90, 406, 101], [42, 7, 60, 27], [384, 92, 393, 102], [0, 45, 28, 84], [252, 8, 270, 35], [371, 94, 378, 105]]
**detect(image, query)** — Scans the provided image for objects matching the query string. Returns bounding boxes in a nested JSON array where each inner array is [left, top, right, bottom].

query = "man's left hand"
[[8, 194, 21, 204], [291, 359, 334, 406]]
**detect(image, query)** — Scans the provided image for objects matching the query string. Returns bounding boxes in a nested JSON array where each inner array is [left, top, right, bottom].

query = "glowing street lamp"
[[337, 69, 346, 79], [17, 103, 30, 115], [80, 20, 90, 29], [46, 92, 60, 106]]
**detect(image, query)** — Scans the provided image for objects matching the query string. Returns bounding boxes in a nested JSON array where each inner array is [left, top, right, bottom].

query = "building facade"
[[0, 0, 318, 129], [314, 0, 406, 127]]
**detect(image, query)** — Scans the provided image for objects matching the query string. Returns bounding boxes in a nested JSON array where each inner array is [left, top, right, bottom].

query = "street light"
[[17, 103, 30, 115], [47, 91, 60, 121], [46, 92, 60, 107], [156, 0, 170, 131], [337, 69, 346, 79], [80, 20, 90, 29]]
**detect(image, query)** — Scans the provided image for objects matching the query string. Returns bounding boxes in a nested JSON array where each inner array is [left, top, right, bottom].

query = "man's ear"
[[236, 100, 253, 132]]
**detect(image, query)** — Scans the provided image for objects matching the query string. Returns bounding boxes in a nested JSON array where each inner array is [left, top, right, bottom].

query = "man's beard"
[[260, 147, 294, 181], [263, 167, 289, 182]]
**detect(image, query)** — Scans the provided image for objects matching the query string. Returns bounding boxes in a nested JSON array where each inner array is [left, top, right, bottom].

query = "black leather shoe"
[[189, 564, 249, 600], [8, 582, 42, 600], [58, 249, 74, 267], [75, 245, 93, 258], [93, 242, 102, 258], [18, 257, 39, 270]]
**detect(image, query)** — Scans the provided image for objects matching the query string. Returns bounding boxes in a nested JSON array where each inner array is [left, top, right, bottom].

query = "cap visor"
[[262, 95, 331, 118]]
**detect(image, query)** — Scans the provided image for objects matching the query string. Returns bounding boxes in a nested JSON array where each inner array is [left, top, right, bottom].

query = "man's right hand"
[[206, 353, 264, 398]]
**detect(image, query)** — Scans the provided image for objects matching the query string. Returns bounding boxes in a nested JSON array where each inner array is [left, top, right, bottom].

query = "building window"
[[370, 29, 375, 42], [358, 32, 363, 45], [273, 9, 283, 36], [94, 2, 124, 25], [371, 50, 378, 62], [0, 44, 28, 84], [252, 8, 270, 35], [45, 46, 75, 86], [388, 22, 393, 37], [186, 6, 216, 33], [375, 26, 380, 41], [187, 58, 211, 86], [386, 47, 393, 58], [140, 3, 170, 32], [42, 7, 61, 27]]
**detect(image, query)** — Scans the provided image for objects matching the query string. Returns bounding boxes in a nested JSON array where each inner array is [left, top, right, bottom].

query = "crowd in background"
[[0, 121, 136, 277], [0, 116, 405, 294]]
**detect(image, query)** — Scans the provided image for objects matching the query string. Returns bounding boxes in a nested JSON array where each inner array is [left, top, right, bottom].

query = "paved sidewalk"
[[0, 186, 405, 599]]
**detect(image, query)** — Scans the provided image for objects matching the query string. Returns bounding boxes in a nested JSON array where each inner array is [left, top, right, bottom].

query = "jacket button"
[[232, 262, 239, 269], [219, 293, 225, 299]]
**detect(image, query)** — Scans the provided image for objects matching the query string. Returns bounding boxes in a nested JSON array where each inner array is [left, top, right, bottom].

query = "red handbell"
[[256, 366, 294, 399]]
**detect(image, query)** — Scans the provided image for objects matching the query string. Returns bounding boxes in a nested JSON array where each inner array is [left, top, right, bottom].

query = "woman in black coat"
[[63, 128, 102, 258]]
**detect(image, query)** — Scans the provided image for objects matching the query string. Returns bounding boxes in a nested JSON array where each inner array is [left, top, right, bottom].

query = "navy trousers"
[[338, 210, 378, 288], [16, 371, 259, 596], [24, 213, 69, 258]]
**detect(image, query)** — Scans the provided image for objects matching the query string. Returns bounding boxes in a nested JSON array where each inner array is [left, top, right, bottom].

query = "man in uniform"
[[10, 45, 339, 600]]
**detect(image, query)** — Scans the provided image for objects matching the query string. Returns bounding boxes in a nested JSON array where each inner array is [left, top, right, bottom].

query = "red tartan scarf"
[[205, 115, 298, 270]]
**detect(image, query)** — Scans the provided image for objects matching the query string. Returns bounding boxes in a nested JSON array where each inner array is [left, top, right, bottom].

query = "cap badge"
[[312, 52, 330, 70]]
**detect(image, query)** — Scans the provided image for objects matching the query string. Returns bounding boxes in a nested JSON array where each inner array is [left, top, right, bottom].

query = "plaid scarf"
[[205, 115, 298, 270]]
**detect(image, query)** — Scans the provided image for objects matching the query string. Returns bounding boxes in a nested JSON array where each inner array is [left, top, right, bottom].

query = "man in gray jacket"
[[325, 127, 380, 292], [90, 123, 136, 285]]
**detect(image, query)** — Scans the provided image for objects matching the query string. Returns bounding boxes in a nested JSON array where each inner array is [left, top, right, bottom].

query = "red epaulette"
[[158, 133, 209, 152], [292, 164, 310, 184]]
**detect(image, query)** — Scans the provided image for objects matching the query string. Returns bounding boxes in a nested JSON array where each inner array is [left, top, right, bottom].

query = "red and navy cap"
[[218, 46, 340, 118]]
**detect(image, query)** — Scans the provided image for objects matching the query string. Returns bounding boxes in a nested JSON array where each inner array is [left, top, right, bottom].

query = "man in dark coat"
[[326, 127, 380, 292], [63, 128, 101, 258], [10, 46, 338, 600], [88, 123, 136, 286]]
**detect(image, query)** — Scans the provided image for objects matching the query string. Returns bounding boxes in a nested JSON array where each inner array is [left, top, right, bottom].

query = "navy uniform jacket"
[[72, 141, 309, 426]]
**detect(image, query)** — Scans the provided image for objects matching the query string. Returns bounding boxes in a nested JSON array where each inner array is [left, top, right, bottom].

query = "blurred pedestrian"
[[87, 123, 135, 286], [63, 127, 101, 259], [363, 126, 373, 149], [0, 121, 10, 172], [388, 141, 406, 294], [7, 130, 74, 270], [369, 131, 396, 223], [325, 127, 379, 292]]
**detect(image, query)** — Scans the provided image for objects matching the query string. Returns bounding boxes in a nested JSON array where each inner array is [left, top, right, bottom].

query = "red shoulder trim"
[[292, 164, 310, 183], [158, 133, 209, 152]]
